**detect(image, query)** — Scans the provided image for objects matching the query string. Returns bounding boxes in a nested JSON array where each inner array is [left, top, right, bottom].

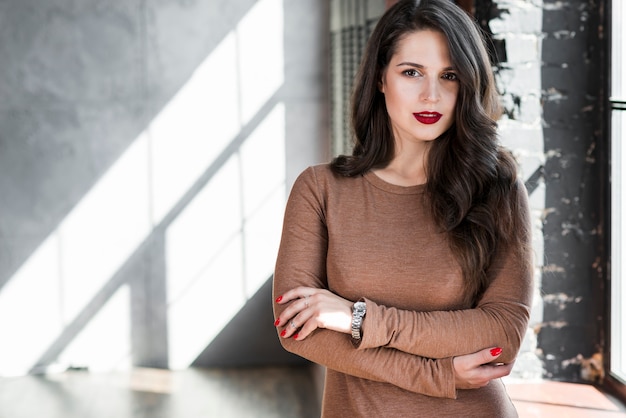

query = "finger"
[[279, 318, 300, 338], [281, 308, 316, 339], [472, 362, 514, 387], [279, 297, 315, 338], [275, 286, 316, 304], [474, 347, 503, 365], [455, 347, 501, 371], [482, 362, 514, 380], [293, 313, 319, 341], [472, 363, 514, 388], [275, 295, 311, 328], [453, 347, 511, 389]]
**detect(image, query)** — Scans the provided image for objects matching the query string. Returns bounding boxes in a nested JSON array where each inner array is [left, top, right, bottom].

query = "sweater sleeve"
[[357, 180, 534, 364], [272, 166, 457, 399]]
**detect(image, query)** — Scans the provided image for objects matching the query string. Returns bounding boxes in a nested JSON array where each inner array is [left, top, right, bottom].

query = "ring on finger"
[[304, 295, 309, 308], [290, 320, 297, 329]]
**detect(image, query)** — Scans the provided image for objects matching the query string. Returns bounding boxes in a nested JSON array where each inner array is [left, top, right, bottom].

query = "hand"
[[274, 286, 354, 340], [453, 347, 514, 390]]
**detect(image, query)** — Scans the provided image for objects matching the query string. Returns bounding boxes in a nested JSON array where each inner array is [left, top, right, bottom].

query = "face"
[[380, 29, 459, 147]]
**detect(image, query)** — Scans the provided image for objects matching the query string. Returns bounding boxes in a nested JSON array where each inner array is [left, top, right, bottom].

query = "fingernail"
[[293, 333, 299, 340], [280, 329, 287, 337], [490, 347, 503, 357], [275, 296, 283, 303], [274, 318, 280, 326]]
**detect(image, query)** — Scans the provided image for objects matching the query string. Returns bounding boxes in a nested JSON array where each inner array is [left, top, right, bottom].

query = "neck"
[[374, 141, 429, 187]]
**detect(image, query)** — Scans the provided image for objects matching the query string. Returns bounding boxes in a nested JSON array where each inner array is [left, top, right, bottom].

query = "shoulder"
[[290, 164, 363, 207], [305, 163, 341, 180], [298, 163, 332, 180], [293, 163, 353, 191], [286, 164, 349, 218]]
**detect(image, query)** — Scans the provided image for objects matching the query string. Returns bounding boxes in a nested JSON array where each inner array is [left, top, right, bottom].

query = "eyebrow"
[[396, 61, 456, 71]]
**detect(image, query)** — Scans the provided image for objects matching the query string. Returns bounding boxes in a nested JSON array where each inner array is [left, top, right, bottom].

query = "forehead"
[[391, 29, 452, 66]]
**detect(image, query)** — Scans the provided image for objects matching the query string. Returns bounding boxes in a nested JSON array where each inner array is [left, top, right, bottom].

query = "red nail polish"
[[274, 318, 280, 326], [293, 333, 299, 339], [490, 347, 503, 357], [275, 296, 283, 303], [280, 329, 287, 337]]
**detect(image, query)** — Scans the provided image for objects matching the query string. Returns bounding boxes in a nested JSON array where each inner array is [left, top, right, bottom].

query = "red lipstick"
[[413, 112, 442, 124]]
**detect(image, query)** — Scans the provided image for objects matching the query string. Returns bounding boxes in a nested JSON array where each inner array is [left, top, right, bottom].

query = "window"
[[610, 0, 626, 395]]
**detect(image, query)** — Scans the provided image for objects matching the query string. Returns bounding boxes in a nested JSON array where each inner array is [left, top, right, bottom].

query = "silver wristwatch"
[[351, 301, 367, 340]]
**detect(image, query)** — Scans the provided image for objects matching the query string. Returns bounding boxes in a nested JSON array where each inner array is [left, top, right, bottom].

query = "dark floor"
[[1, 368, 626, 417], [0, 366, 320, 418]]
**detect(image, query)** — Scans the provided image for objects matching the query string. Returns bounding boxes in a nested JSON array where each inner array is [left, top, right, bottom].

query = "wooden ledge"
[[505, 379, 626, 417]]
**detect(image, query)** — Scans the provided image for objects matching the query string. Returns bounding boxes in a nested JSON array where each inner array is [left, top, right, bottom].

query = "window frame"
[[606, 0, 626, 403]]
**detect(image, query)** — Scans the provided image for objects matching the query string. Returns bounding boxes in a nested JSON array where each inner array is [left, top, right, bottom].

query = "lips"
[[413, 112, 442, 125]]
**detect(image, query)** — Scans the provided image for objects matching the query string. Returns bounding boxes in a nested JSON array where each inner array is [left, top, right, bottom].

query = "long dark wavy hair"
[[331, 0, 524, 305]]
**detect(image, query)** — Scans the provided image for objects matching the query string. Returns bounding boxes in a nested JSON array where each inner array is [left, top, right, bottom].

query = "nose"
[[419, 77, 441, 102]]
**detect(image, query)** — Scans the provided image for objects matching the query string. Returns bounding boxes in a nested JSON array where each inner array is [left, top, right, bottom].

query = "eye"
[[402, 69, 421, 77], [442, 72, 458, 81]]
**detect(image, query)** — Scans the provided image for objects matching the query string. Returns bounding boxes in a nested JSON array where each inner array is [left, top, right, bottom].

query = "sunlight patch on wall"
[[238, 0, 284, 125], [58, 285, 131, 372], [163, 0, 285, 369], [166, 103, 286, 369], [0, 136, 151, 376], [149, 32, 240, 226], [0, 235, 62, 376], [58, 137, 151, 323], [240, 104, 286, 297], [165, 156, 242, 309], [166, 219, 246, 369], [0, 0, 286, 376]]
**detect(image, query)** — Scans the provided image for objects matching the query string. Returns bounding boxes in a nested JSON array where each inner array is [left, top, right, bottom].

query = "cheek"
[[383, 90, 402, 113], [386, 85, 414, 109], [444, 85, 459, 101], [444, 90, 459, 113]]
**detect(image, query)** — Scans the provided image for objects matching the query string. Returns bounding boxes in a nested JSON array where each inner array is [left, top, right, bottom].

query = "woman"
[[273, 0, 533, 416]]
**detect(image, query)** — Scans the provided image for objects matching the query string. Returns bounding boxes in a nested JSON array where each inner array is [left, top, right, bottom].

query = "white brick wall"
[[491, 0, 545, 380]]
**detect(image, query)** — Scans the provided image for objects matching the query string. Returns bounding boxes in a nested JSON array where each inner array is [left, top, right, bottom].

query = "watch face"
[[354, 301, 366, 313]]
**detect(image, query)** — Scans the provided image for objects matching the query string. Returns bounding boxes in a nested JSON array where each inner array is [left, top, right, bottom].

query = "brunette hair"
[[331, 0, 524, 305]]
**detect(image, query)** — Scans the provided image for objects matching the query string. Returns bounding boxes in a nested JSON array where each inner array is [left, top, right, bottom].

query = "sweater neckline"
[[363, 171, 426, 195]]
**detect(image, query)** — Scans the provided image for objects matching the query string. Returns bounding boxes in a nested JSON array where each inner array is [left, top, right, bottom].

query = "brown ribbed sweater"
[[273, 164, 533, 417]]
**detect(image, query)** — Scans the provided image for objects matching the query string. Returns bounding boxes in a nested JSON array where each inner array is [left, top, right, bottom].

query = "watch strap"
[[351, 301, 366, 340]]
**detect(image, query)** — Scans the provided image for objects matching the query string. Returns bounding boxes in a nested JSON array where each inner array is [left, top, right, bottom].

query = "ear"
[[378, 69, 388, 93]]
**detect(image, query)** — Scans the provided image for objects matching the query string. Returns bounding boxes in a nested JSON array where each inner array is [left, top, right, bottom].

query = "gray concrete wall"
[[0, 0, 329, 375]]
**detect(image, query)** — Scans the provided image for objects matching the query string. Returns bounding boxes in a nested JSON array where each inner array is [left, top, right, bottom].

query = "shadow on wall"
[[193, 278, 308, 368], [0, 0, 309, 376]]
